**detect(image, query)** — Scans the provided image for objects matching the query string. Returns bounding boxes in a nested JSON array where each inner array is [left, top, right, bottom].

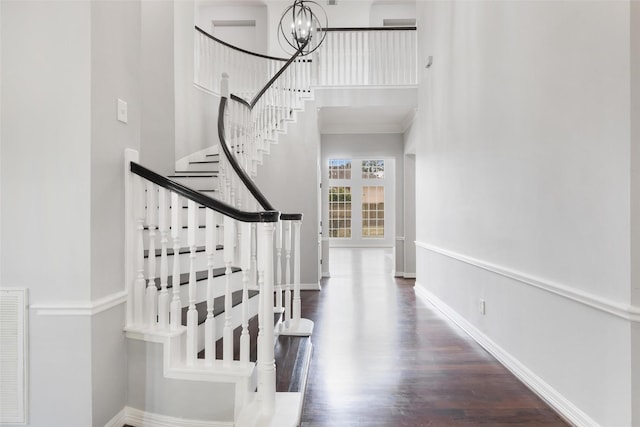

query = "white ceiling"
[[317, 105, 416, 135]]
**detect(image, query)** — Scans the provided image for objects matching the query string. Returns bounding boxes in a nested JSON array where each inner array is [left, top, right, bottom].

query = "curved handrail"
[[196, 25, 289, 62], [320, 26, 417, 32], [247, 42, 307, 108], [131, 162, 280, 223], [217, 96, 275, 212], [217, 38, 308, 221]]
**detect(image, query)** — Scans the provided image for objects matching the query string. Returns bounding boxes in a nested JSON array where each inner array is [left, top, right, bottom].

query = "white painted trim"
[[395, 236, 405, 241], [104, 407, 126, 427], [414, 283, 598, 427], [30, 290, 127, 316], [300, 282, 321, 291], [416, 241, 640, 323], [403, 273, 416, 279], [400, 108, 418, 133], [329, 243, 395, 249], [125, 406, 233, 427]]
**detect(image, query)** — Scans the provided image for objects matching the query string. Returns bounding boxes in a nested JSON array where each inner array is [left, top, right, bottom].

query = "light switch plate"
[[117, 99, 128, 123]]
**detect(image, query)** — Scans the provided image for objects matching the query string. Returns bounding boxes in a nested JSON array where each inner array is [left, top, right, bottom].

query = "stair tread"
[[152, 266, 242, 289], [198, 312, 282, 362], [181, 289, 259, 326], [143, 244, 222, 258], [275, 335, 312, 393]]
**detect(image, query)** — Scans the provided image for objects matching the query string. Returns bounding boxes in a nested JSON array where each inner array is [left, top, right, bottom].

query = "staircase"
[[119, 24, 417, 427]]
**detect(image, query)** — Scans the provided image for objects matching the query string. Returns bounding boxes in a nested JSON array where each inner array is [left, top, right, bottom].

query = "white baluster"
[[223, 215, 236, 365], [205, 209, 217, 366], [158, 187, 170, 329], [281, 219, 314, 337], [275, 221, 284, 314], [134, 176, 146, 327], [186, 200, 198, 366], [146, 181, 158, 328], [239, 222, 252, 365], [292, 220, 302, 327], [284, 221, 292, 325], [170, 193, 182, 330], [257, 222, 276, 417], [251, 223, 258, 290]]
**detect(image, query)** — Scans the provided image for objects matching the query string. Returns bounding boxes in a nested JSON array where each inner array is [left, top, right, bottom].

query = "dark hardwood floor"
[[299, 248, 569, 427]]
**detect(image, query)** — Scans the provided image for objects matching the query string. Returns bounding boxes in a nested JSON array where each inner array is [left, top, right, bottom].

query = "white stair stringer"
[[125, 327, 257, 424]]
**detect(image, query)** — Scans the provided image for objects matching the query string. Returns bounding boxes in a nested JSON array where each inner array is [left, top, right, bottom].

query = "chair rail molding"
[[29, 290, 128, 316], [416, 241, 640, 323]]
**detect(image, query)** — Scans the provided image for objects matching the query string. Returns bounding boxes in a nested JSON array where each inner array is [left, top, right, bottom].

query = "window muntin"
[[329, 159, 352, 180], [362, 186, 384, 238], [362, 159, 384, 179], [328, 186, 352, 238]]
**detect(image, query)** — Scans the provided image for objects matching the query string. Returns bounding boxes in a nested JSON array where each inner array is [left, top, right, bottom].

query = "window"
[[362, 186, 384, 238], [328, 186, 352, 238], [329, 159, 352, 180], [362, 159, 384, 179]]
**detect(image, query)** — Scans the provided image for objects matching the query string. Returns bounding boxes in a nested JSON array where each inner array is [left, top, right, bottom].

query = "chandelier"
[[277, 0, 328, 56]]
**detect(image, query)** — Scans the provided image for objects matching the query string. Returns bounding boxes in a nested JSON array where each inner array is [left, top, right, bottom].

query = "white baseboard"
[[124, 406, 233, 427], [414, 282, 597, 427], [104, 408, 126, 427], [403, 272, 416, 279]]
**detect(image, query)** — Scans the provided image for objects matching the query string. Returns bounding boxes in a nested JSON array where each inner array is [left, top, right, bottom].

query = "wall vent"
[[0, 289, 28, 424], [327, 0, 337, 5]]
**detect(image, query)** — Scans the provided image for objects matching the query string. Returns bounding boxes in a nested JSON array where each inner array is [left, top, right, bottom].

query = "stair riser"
[[178, 270, 245, 309], [144, 250, 225, 278], [167, 176, 219, 190], [143, 226, 222, 248], [195, 291, 260, 351], [186, 162, 220, 172]]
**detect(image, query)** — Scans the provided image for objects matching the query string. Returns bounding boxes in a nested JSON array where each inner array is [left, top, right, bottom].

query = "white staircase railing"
[[316, 27, 418, 86], [125, 149, 280, 418]]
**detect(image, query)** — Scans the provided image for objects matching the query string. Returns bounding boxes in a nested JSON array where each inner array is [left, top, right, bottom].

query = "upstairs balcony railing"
[[194, 25, 418, 96], [316, 27, 417, 86]]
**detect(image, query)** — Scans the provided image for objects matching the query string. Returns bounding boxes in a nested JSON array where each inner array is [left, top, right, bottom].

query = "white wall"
[[415, 1, 636, 425], [197, 3, 268, 55], [90, 1, 142, 425], [257, 101, 321, 288], [141, 0, 176, 175], [1, 1, 93, 425], [1, 1, 142, 425], [369, 2, 415, 27], [631, 2, 640, 423]]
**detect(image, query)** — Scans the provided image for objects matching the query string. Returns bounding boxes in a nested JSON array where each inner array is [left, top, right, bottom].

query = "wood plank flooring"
[[299, 248, 569, 427]]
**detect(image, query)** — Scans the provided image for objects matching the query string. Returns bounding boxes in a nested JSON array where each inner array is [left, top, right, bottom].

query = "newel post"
[[256, 221, 276, 418]]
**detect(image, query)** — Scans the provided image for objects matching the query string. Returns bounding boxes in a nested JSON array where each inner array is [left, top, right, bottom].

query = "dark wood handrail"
[[131, 162, 279, 223], [320, 26, 417, 32], [196, 25, 288, 62], [217, 97, 275, 212], [216, 38, 309, 221], [248, 42, 307, 109]]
